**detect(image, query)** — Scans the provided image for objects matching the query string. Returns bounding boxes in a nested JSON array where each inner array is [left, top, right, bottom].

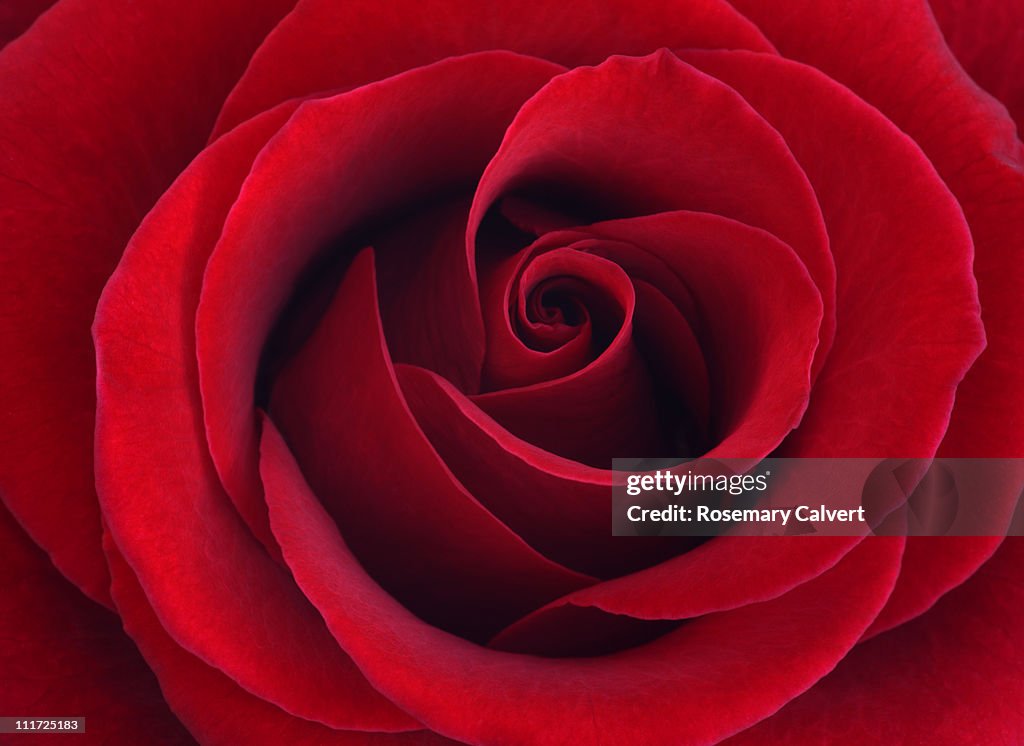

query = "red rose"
[[2, 1, 1022, 744]]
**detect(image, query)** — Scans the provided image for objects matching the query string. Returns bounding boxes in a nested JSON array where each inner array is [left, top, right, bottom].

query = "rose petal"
[[269, 250, 594, 642], [212, 0, 775, 137], [0, 0, 54, 48], [0, 0, 294, 607], [399, 366, 862, 630], [105, 534, 443, 745], [488, 535, 864, 656], [397, 363, 687, 579], [401, 205, 852, 653], [498, 195, 584, 236], [263, 420, 906, 746], [930, 0, 1024, 134], [683, 51, 985, 457], [478, 246, 597, 391], [194, 52, 565, 564], [631, 279, 711, 441], [469, 51, 836, 381], [373, 196, 485, 392], [726, 538, 1024, 744], [402, 207, 832, 610], [93, 111, 416, 732], [731, 0, 1024, 622], [474, 249, 668, 466], [0, 503, 192, 744], [514, 211, 823, 460], [861, 536, 1002, 638]]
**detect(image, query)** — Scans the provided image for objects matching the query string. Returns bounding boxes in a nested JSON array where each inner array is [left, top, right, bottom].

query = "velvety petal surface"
[[93, 110, 416, 732], [726, 538, 1024, 744], [262, 417, 906, 745], [729, 0, 1024, 619], [930, 0, 1024, 134], [0, 0, 295, 606], [684, 50, 985, 461], [0, 504, 193, 745], [213, 0, 775, 136], [194, 52, 564, 558], [106, 535, 442, 745], [270, 250, 594, 642], [0, 0, 54, 48]]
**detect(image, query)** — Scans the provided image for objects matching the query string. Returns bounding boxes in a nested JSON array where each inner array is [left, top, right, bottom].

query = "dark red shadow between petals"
[[270, 250, 594, 642], [468, 51, 836, 384], [193, 53, 565, 573]]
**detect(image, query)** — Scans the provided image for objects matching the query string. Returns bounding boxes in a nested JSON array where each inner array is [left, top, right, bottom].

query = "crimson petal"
[[270, 250, 594, 641], [930, 0, 1024, 134], [731, 0, 1023, 623], [193, 52, 564, 559], [373, 196, 485, 392], [263, 422, 906, 746], [726, 538, 1024, 744], [0, 504, 192, 744], [469, 51, 836, 381], [213, 0, 775, 136], [473, 249, 664, 466], [397, 363, 683, 578], [93, 111, 416, 732], [0, 0, 294, 607], [105, 535, 440, 745]]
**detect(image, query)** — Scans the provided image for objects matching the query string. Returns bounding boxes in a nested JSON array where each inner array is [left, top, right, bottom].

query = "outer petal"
[[0, 0, 295, 605], [105, 535, 446, 746], [93, 109, 416, 732], [930, 0, 1024, 134], [263, 417, 906, 746], [682, 50, 984, 459], [0, 0, 54, 48], [212, 0, 775, 136], [729, 0, 1024, 623], [0, 503, 192, 745], [727, 538, 1024, 744]]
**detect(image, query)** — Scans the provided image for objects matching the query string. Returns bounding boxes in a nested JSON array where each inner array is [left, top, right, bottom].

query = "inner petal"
[[476, 250, 675, 466], [190, 52, 563, 548], [521, 277, 591, 349], [480, 210, 823, 461], [467, 50, 836, 388], [269, 249, 594, 642]]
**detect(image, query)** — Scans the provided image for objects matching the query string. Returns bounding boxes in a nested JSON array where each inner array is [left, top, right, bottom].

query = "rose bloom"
[[1, 1, 1022, 744]]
